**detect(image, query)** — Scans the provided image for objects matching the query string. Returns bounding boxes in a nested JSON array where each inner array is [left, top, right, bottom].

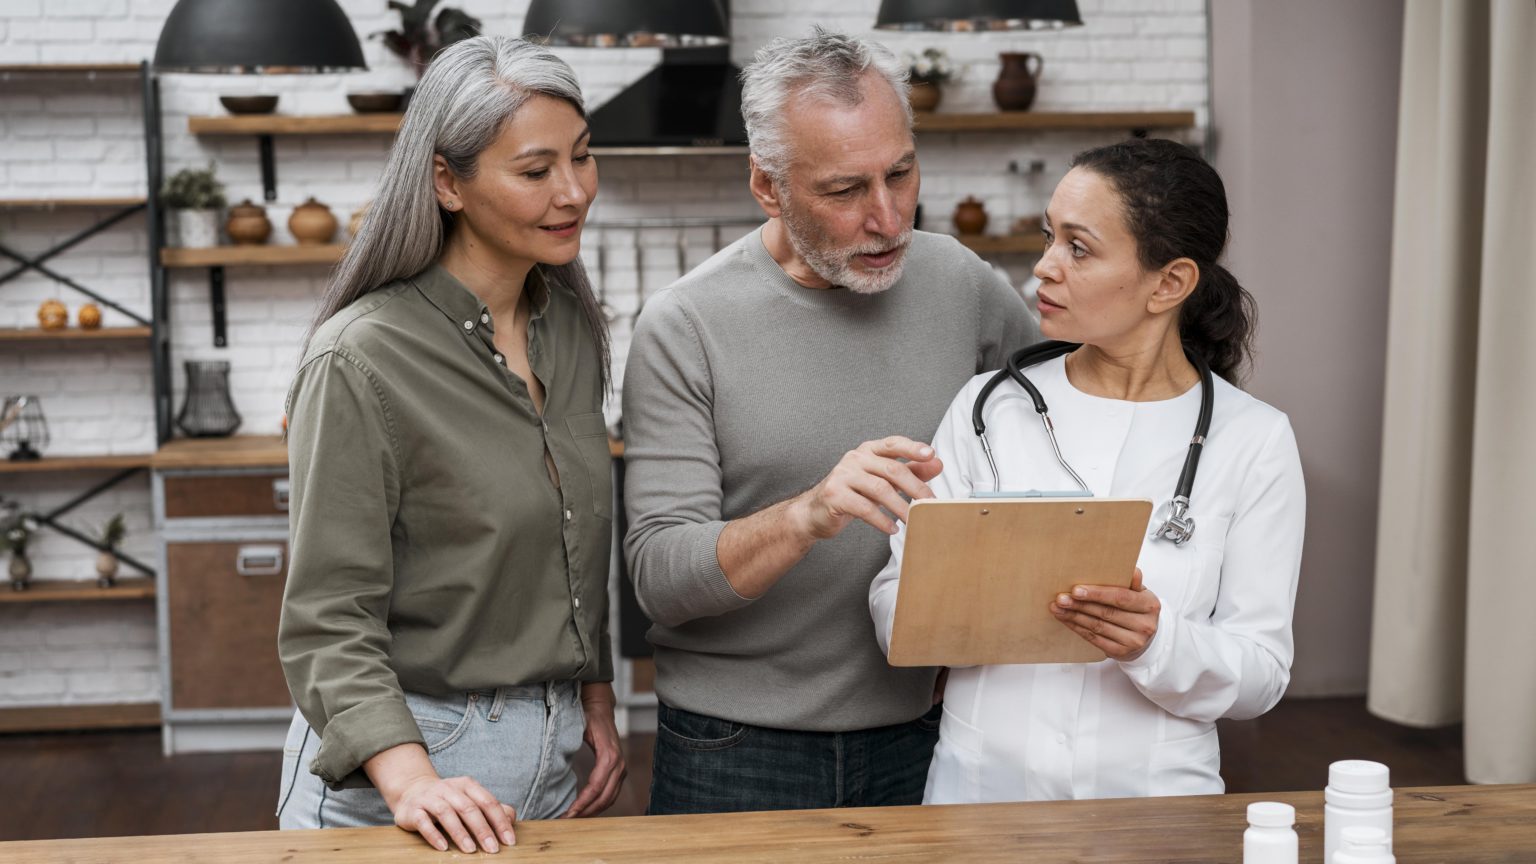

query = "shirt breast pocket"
[[566, 412, 613, 521], [1184, 513, 1232, 618]]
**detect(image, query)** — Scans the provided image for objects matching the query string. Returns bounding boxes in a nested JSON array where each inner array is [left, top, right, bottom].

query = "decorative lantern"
[[1, 396, 49, 461]]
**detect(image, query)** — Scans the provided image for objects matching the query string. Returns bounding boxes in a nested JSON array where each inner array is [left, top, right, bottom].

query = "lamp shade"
[[875, 0, 1083, 31], [524, 0, 729, 48], [154, 0, 367, 73]]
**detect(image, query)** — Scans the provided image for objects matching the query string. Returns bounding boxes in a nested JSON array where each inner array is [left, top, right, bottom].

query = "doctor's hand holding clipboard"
[[1050, 567, 1160, 661]]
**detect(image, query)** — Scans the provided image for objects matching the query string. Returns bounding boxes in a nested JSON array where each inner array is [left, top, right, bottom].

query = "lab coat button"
[[1057, 733, 1068, 745]]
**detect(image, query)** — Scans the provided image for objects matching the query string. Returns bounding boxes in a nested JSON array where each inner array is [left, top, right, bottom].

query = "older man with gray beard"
[[622, 28, 1037, 814]]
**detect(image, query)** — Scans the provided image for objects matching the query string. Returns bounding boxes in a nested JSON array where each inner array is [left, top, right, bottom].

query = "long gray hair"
[[304, 35, 610, 387]]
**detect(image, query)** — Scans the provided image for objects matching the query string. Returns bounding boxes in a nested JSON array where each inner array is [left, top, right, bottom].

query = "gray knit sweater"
[[622, 227, 1037, 731]]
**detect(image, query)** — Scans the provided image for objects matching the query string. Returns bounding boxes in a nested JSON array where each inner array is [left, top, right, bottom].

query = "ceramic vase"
[[993, 52, 1044, 111]]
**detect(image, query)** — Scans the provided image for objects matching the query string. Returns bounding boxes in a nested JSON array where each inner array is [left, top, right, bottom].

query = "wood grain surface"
[[1, 785, 1529, 863]]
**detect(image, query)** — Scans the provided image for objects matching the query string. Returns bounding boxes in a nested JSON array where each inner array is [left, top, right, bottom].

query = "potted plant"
[[0, 505, 34, 591], [377, 0, 484, 78], [93, 513, 127, 588], [904, 47, 956, 113], [161, 164, 227, 248]]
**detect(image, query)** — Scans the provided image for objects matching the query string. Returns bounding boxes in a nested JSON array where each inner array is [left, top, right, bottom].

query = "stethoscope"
[[970, 340, 1214, 546]]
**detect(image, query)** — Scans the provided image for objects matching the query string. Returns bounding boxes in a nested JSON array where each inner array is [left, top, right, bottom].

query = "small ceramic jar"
[[953, 196, 989, 235], [288, 197, 338, 245], [226, 199, 272, 245]]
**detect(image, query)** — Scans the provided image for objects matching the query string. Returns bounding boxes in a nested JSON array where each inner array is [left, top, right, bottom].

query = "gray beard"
[[780, 200, 911, 295]]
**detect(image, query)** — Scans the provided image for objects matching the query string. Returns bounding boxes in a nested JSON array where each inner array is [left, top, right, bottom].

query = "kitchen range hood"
[[524, 0, 746, 148]]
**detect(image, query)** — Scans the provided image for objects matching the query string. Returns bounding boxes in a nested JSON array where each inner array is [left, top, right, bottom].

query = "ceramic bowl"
[[347, 92, 404, 114], [219, 95, 279, 115]]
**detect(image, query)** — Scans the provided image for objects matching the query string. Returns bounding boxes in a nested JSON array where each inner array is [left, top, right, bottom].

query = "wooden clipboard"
[[888, 497, 1153, 666]]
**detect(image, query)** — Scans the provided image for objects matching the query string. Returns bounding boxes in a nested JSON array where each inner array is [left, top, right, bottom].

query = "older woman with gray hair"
[[276, 35, 622, 851]]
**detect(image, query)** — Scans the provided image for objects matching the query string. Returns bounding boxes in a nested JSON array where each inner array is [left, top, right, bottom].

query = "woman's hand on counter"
[[365, 742, 516, 853], [1050, 567, 1161, 661], [562, 682, 626, 818]]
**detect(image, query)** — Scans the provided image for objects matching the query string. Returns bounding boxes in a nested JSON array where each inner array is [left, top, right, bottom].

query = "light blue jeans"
[[277, 681, 585, 829]]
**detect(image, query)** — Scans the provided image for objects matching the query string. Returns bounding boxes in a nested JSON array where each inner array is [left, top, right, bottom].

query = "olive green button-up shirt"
[[280, 263, 612, 788]]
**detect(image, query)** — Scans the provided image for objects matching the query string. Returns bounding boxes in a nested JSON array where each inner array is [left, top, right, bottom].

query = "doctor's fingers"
[[1052, 598, 1158, 641], [1067, 584, 1161, 615], [1059, 615, 1146, 659]]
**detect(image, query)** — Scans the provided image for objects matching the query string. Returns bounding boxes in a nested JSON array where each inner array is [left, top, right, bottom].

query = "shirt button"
[[463, 320, 473, 331], [574, 597, 582, 609], [565, 508, 573, 521], [1057, 733, 1068, 745], [494, 354, 505, 365], [481, 313, 490, 324]]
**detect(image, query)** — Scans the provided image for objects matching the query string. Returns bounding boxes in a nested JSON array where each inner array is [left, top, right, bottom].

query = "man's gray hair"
[[740, 27, 912, 180]]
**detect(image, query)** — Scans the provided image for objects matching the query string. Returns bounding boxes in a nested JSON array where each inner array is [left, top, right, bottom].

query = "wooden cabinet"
[[154, 437, 293, 753], [166, 541, 291, 710]]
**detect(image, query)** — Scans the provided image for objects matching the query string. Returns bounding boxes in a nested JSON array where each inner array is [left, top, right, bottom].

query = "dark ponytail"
[[1069, 139, 1256, 383]]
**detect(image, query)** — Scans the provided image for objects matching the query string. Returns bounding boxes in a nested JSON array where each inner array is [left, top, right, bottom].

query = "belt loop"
[[488, 687, 507, 722], [545, 681, 557, 709]]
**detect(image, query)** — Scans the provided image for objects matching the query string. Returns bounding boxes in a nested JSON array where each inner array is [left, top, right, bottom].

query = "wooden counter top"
[[152, 435, 624, 470], [2, 785, 1532, 863]]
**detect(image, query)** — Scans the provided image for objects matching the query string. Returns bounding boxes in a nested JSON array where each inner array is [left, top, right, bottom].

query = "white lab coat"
[[870, 356, 1305, 803]]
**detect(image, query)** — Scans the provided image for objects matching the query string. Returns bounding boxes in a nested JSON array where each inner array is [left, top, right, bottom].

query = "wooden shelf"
[[0, 197, 146, 211], [0, 63, 141, 76], [0, 327, 152, 344], [0, 702, 160, 734], [0, 454, 153, 475], [956, 234, 1046, 255], [160, 244, 345, 268], [188, 113, 403, 136], [0, 578, 155, 604], [915, 110, 1196, 132], [153, 435, 288, 470]]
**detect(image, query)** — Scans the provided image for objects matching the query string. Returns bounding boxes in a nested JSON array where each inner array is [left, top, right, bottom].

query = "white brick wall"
[[0, 0, 1207, 708]]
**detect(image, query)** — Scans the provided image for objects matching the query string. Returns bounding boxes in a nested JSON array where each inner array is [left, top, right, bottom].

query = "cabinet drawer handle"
[[273, 479, 290, 512], [236, 545, 284, 576]]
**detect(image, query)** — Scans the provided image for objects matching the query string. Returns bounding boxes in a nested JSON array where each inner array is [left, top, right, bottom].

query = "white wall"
[[0, 0, 1209, 708], [1211, 0, 1402, 696]]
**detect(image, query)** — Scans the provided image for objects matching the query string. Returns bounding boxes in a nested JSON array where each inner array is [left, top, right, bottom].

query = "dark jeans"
[[647, 701, 941, 814]]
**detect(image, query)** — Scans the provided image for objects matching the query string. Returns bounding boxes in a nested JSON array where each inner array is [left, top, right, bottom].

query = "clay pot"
[[37, 299, 67, 331], [226, 199, 272, 245], [909, 79, 942, 113], [77, 303, 103, 330], [288, 197, 338, 245], [993, 52, 1044, 111], [953, 197, 989, 236]]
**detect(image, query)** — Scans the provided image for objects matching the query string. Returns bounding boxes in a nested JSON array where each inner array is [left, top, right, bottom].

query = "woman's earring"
[[443, 200, 457, 211]]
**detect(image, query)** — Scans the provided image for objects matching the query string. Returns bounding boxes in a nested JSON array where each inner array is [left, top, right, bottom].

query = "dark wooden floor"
[[0, 697, 1463, 843]]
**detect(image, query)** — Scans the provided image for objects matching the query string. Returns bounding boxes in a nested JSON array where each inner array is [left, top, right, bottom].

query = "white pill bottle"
[[1325, 760, 1393, 864], [1243, 801, 1298, 864], [1332, 826, 1396, 863]]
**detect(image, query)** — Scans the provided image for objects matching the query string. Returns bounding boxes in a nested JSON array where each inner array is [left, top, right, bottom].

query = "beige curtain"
[[1370, 0, 1536, 784]]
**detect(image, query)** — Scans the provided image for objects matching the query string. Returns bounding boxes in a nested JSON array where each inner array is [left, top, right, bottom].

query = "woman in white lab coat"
[[870, 138, 1305, 803]]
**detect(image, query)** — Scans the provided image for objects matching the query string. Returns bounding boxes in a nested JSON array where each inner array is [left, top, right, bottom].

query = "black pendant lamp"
[[875, 0, 1083, 31], [523, 0, 729, 48], [153, 0, 367, 73]]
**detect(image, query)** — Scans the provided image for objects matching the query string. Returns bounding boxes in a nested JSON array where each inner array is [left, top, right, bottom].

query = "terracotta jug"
[[288, 197, 337, 245], [953, 196, 989, 235], [993, 52, 1043, 111], [225, 199, 272, 245]]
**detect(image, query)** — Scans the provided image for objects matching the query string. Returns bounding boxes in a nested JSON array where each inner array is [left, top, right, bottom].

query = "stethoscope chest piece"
[[1153, 495, 1196, 546]]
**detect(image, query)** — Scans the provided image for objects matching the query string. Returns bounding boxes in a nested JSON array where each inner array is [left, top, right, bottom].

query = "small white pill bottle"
[[1325, 760, 1393, 864], [1243, 801, 1298, 864], [1332, 826, 1396, 864]]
